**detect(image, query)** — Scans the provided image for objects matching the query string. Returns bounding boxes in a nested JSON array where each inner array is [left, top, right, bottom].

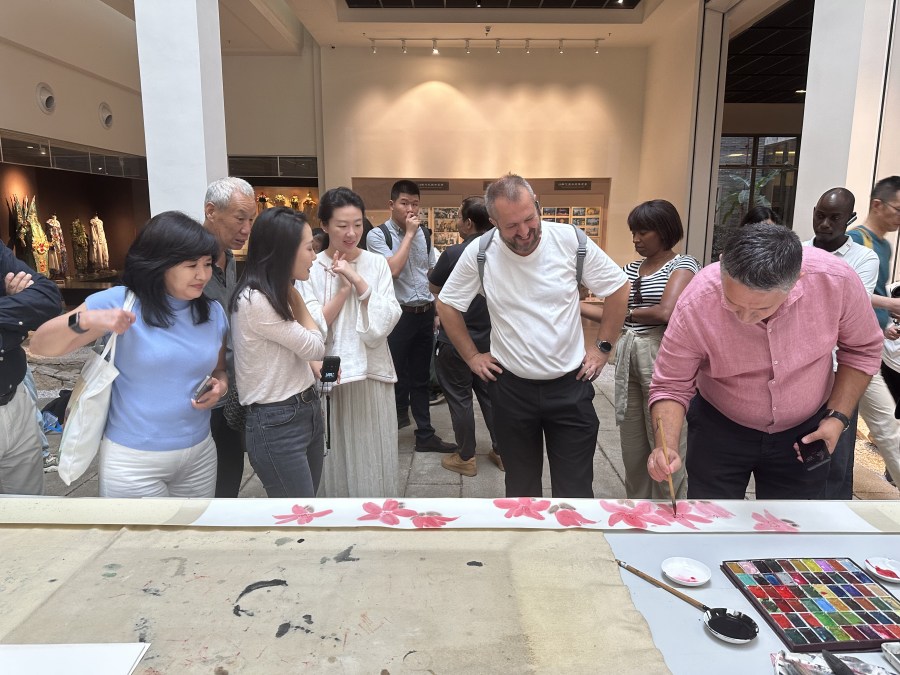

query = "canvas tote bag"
[[58, 290, 136, 485]]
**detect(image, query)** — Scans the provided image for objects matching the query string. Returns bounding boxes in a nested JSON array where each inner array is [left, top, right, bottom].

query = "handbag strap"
[[99, 290, 137, 362]]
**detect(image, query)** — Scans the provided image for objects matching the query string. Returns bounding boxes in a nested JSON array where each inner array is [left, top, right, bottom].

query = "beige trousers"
[[0, 384, 44, 495], [857, 371, 900, 482], [615, 328, 688, 499]]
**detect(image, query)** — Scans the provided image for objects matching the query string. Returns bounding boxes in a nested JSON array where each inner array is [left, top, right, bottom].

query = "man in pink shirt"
[[647, 223, 882, 499]]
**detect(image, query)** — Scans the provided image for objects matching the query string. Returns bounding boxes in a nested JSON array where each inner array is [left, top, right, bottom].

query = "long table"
[[2, 498, 899, 674]]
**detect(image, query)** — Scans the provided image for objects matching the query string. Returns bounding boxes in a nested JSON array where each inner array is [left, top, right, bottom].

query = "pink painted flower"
[[549, 503, 597, 527], [357, 499, 417, 525], [651, 502, 713, 530], [599, 500, 671, 529], [751, 509, 798, 533], [273, 504, 334, 525], [493, 497, 551, 520], [411, 512, 459, 529], [690, 501, 735, 520]]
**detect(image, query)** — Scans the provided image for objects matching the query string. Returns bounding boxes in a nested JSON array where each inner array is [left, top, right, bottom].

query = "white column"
[[792, 0, 897, 239], [134, 0, 228, 221]]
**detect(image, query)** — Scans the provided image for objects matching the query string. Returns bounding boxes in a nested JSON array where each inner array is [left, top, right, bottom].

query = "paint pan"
[[616, 559, 759, 645]]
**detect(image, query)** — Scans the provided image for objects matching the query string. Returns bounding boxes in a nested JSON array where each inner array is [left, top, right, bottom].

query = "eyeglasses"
[[633, 276, 643, 305], [882, 201, 900, 215]]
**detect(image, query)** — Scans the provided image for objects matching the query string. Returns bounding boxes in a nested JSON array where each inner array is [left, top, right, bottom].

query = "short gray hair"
[[720, 222, 802, 292], [485, 174, 535, 219], [204, 177, 254, 209]]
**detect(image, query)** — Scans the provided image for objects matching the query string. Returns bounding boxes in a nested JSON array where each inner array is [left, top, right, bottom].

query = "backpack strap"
[[573, 224, 587, 286], [378, 223, 393, 250], [477, 228, 497, 288], [852, 225, 874, 250]]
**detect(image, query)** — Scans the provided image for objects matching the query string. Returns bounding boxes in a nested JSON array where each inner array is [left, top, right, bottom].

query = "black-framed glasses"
[[633, 276, 643, 305]]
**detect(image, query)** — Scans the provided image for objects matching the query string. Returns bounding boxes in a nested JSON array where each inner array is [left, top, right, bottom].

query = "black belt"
[[401, 302, 433, 314], [0, 388, 16, 407], [249, 385, 318, 409]]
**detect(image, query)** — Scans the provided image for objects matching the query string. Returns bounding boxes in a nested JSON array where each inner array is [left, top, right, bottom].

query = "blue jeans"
[[245, 391, 324, 498]]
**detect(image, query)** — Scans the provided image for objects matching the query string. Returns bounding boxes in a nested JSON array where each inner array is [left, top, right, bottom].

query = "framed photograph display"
[[539, 207, 604, 248]]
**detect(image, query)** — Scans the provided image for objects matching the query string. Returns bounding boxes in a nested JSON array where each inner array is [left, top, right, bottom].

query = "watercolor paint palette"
[[721, 557, 900, 653]]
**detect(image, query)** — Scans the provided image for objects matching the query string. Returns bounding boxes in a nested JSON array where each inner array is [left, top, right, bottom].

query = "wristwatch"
[[597, 340, 613, 354], [823, 408, 851, 433], [67, 312, 88, 334]]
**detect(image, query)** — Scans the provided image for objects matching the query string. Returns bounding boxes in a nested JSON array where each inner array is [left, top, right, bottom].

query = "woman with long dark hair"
[[31, 211, 228, 498], [230, 207, 326, 498], [297, 187, 401, 497]]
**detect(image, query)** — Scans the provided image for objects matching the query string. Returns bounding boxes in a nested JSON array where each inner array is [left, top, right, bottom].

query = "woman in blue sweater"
[[31, 211, 228, 498]]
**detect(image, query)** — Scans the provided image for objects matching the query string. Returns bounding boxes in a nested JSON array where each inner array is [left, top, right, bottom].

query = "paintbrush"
[[656, 417, 677, 517]]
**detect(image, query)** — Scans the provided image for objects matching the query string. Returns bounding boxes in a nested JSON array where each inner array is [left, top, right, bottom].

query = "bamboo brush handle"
[[616, 559, 708, 612]]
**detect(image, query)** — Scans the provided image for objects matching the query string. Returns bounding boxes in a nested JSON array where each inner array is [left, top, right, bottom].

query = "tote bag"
[[58, 291, 136, 485]]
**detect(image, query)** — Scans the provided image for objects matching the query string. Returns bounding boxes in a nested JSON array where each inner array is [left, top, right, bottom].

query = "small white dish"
[[864, 557, 900, 584], [661, 557, 711, 587]]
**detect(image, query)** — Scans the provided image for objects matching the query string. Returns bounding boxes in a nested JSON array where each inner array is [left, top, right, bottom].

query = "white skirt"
[[319, 378, 399, 498]]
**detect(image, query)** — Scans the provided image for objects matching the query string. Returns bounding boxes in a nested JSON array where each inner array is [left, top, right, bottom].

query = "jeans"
[[245, 392, 324, 498]]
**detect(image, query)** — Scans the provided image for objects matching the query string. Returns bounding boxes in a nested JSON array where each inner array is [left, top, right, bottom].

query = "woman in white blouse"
[[298, 187, 401, 497], [230, 207, 325, 498]]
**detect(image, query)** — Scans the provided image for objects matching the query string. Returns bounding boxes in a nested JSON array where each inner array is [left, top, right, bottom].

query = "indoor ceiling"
[[343, 1, 641, 7], [725, 0, 812, 104]]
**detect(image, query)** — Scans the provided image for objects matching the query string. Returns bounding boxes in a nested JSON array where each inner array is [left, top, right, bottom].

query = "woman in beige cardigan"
[[298, 187, 401, 497]]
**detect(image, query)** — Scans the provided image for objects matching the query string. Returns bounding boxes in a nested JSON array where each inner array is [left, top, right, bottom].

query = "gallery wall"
[[0, 0, 145, 155]]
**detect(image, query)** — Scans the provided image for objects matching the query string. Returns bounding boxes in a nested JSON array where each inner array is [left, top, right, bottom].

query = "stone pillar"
[[792, 0, 898, 239], [134, 0, 228, 221]]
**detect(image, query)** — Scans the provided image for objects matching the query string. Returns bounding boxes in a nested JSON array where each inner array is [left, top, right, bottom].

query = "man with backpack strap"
[[367, 180, 456, 454], [437, 174, 629, 498], [848, 176, 900, 487]]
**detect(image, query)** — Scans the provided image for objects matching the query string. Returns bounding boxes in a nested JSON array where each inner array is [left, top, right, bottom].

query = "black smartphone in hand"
[[795, 433, 831, 472], [321, 356, 340, 383]]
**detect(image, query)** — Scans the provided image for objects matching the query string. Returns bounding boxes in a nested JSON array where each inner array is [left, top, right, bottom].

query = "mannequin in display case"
[[71, 218, 89, 273], [89, 214, 110, 270], [45, 214, 68, 278]]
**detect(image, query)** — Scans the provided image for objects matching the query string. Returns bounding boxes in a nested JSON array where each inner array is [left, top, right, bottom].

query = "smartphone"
[[795, 433, 831, 472], [192, 375, 213, 401], [321, 356, 340, 384]]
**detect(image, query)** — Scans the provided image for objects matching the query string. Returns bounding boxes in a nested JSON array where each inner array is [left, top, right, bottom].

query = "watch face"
[[598, 340, 613, 354]]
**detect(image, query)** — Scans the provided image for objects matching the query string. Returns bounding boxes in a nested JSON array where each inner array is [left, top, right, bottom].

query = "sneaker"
[[43, 454, 59, 473], [414, 435, 457, 453], [397, 411, 411, 430], [488, 449, 505, 472], [429, 392, 445, 406], [441, 452, 476, 477]]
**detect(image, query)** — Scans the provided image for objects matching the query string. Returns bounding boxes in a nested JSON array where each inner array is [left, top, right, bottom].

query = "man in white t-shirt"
[[436, 174, 629, 497], [803, 187, 878, 499]]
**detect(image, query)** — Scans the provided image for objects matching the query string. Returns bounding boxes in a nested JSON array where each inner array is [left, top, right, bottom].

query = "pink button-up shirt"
[[649, 246, 883, 433]]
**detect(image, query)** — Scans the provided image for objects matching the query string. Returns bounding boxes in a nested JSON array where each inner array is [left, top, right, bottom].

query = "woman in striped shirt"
[[582, 200, 700, 498]]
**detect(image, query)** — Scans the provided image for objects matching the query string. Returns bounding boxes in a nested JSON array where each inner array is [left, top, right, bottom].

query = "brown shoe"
[[488, 449, 505, 472], [441, 452, 476, 477]]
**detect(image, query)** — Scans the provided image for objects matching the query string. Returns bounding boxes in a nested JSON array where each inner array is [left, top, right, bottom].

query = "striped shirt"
[[623, 254, 701, 332]]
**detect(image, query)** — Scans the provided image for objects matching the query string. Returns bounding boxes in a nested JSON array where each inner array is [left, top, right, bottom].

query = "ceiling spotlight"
[[558, 39, 564, 54], [432, 39, 439, 55], [465, 39, 470, 54], [370, 39, 376, 54], [618, 0, 624, 4], [525, 39, 530, 54], [495, 39, 501, 54], [401, 39, 407, 54], [795, 89, 806, 94], [594, 39, 600, 54]]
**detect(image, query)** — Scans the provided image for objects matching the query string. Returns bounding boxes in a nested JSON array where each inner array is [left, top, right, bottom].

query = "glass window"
[[0, 133, 52, 168], [711, 134, 800, 259]]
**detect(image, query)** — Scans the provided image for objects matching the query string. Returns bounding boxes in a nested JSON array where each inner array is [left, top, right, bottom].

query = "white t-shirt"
[[802, 237, 879, 293], [439, 221, 627, 380]]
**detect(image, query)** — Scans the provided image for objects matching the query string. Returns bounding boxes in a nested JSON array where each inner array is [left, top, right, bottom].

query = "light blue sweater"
[[86, 286, 227, 451]]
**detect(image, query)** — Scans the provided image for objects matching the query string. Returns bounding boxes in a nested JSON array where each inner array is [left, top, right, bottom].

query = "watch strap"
[[824, 408, 851, 433], [68, 312, 89, 334], [597, 340, 613, 354]]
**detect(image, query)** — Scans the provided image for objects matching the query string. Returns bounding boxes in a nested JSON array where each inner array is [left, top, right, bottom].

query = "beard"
[[501, 222, 542, 255]]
